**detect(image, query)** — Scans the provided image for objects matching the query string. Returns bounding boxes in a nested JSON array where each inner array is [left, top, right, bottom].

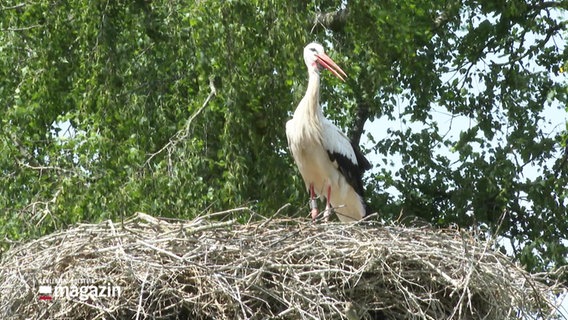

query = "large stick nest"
[[0, 211, 564, 319]]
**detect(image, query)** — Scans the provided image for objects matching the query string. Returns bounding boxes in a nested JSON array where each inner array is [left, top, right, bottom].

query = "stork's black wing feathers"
[[354, 144, 372, 172], [327, 142, 371, 204], [321, 119, 373, 216]]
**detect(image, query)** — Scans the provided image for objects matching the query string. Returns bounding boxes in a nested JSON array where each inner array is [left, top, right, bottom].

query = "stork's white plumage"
[[286, 42, 371, 222]]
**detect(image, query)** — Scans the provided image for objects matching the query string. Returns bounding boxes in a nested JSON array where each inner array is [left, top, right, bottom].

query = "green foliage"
[[1, 0, 567, 278]]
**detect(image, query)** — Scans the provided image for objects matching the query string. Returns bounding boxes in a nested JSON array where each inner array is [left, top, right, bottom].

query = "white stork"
[[286, 42, 372, 222]]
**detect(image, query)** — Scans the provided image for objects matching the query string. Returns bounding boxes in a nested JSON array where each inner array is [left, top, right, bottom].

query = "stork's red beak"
[[316, 53, 347, 81]]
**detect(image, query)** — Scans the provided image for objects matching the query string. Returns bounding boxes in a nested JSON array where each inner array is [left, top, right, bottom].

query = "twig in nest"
[[0, 213, 563, 320]]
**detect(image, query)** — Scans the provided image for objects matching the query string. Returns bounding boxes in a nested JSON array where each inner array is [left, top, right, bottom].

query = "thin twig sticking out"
[[145, 76, 217, 166]]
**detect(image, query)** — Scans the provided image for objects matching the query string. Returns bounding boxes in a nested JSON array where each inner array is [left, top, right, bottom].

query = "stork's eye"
[[309, 48, 318, 53]]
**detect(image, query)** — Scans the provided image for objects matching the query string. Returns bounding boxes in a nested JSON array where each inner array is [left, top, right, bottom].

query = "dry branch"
[[0, 212, 564, 320], [144, 76, 217, 167]]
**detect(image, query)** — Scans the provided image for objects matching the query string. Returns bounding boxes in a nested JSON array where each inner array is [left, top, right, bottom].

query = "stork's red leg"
[[309, 183, 319, 221], [323, 185, 332, 222]]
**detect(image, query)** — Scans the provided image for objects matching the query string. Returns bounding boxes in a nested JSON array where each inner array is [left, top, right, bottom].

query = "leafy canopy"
[[1, 0, 566, 276]]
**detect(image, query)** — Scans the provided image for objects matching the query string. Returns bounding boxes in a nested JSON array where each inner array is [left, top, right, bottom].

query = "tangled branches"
[[0, 212, 564, 319]]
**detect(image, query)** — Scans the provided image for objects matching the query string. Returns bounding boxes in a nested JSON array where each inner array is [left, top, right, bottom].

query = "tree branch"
[[1, 25, 42, 32], [430, 0, 463, 30], [18, 162, 77, 175], [349, 99, 370, 147], [530, 1, 568, 11], [309, 3, 461, 148], [553, 144, 568, 179], [1, 3, 25, 11], [145, 75, 217, 166], [311, 9, 348, 33]]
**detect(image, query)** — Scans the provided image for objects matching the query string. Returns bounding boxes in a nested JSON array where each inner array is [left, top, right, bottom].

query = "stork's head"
[[303, 42, 347, 81]]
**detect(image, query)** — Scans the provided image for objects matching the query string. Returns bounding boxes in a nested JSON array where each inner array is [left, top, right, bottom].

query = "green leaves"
[[365, 1, 567, 276], [0, 0, 566, 279]]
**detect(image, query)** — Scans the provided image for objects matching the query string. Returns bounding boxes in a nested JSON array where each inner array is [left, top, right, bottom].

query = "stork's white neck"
[[295, 69, 324, 121]]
